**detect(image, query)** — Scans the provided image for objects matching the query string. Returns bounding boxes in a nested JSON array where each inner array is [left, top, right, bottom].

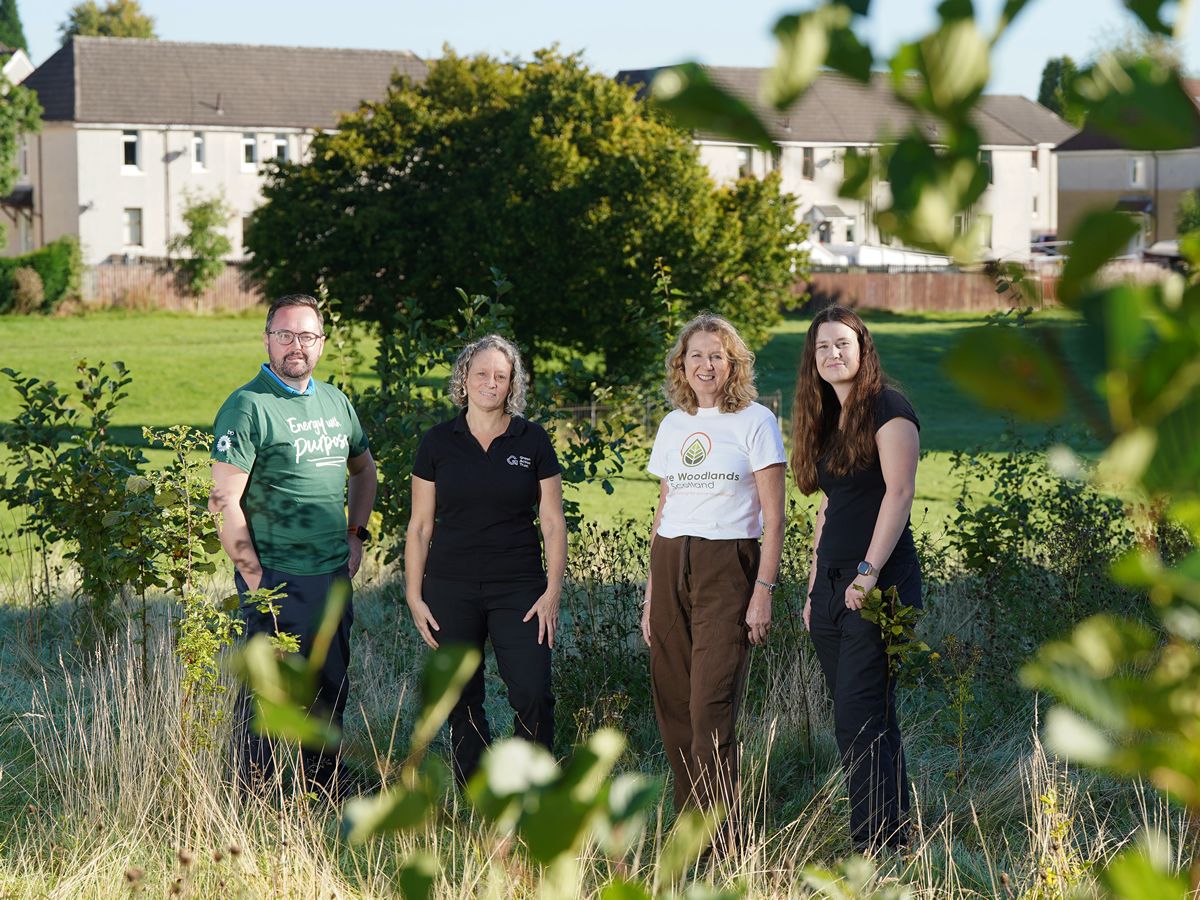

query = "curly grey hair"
[[448, 334, 529, 416]]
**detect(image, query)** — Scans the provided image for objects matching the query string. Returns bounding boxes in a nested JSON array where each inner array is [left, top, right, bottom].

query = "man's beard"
[[273, 352, 311, 380]]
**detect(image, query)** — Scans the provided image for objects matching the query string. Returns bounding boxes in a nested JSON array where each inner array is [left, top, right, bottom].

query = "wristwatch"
[[856, 560, 878, 577], [348, 525, 371, 543]]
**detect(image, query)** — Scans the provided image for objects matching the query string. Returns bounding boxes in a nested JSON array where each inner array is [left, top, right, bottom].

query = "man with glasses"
[[209, 293, 377, 798]]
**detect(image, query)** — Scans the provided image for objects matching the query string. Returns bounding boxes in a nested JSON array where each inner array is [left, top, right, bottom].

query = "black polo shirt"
[[817, 387, 920, 566], [413, 411, 562, 582]]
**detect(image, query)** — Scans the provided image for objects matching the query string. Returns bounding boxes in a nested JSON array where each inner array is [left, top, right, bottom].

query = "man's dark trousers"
[[234, 564, 353, 793], [808, 557, 921, 851]]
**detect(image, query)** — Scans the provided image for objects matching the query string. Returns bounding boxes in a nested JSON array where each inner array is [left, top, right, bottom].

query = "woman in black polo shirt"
[[790, 305, 921, 854], [404, 334, 566, 784]]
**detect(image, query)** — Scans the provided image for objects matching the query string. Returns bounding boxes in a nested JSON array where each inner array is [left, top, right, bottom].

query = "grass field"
[[0, 306, 1095, 541]]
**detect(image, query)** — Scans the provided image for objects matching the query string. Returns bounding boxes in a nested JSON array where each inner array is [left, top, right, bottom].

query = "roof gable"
[[25, 37, 428, 129]]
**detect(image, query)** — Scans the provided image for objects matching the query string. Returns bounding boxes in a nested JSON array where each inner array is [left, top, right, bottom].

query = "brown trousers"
[[649, 534, 759, 812]]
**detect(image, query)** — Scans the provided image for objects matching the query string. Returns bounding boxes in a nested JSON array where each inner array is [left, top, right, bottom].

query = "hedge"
[[0, 236, 83, 314]]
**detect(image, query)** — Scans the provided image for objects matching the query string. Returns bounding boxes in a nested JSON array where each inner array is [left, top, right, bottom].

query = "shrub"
[[0, 236, 82, 314], [11, 265, 43, 313]]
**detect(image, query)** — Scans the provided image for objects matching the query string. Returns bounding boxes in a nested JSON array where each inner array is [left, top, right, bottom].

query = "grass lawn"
[[0, 306, 1096, 549]]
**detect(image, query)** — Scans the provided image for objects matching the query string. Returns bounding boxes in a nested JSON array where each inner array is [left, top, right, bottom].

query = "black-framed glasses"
[[267, 329, 325, 348]]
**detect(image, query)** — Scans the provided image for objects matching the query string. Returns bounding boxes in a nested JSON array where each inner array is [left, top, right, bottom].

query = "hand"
[[523, 588, 561, 649], [745, 586, 773, 646], [348, 535, 364, 578], [239, 566, 263, 594], [641, 597, 652, 647], [803, 593, 812, 631], [843, 574, 877, 611], [408, 598, 441, 649]]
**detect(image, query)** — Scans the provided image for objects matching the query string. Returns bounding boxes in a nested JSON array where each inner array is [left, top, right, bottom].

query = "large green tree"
[[59, 0, 156, 42], [247, 49, 800, 383], [0, 73, 41, 249], [0, 0, 27, 51], [1036, 56, 1082, 125]]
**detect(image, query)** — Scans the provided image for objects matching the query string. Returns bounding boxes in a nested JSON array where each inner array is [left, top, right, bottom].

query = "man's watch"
[[348, 525, 371, 543], [856, 560, 878, 578]]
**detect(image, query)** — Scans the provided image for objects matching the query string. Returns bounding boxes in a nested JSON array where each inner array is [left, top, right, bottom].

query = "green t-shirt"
[[212, 366, 369, 576]]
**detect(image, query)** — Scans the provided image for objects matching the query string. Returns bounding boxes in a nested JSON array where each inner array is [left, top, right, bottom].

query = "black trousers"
[[423, 574, 555, 785], [808, 555, 921, 851], [234, 564, 353, 792]]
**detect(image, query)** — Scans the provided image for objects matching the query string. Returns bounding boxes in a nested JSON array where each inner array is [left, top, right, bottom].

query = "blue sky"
[[18, 0, 1200, 100]]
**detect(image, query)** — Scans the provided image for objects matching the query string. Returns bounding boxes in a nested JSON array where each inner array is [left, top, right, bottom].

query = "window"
[[980, 149, 993, 185], [123, 208, 143, 246], [1033, 194, 1039, 216], [817, 221, 831, 243], [978, 213, 993, 248], [191, 132, 206, 170], [802, 146, 814, 180], [953, 213, 967, 237], [845, 222, 856, 243], [17, 138, 27, 178], [1031, 148, 1039, 169], [273, 134, 289, 163], [242, 133, 257, 170], [770, 146, 782, 172], [122, 130, 139, 169], [1130, 156, 1146, 187], [736, 146, 753, 179], [17, 213, 31, 253], [879, 229, 892, 246], [242, 215, 253, 252]]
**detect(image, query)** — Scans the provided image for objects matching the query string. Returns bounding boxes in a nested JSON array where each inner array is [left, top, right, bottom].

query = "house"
[[1055, 81, 1200, 255], [6, 36, 427, 265], [617, 68, 1075, 264]]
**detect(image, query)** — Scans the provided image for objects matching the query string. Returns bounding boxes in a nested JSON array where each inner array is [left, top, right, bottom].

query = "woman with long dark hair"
[[790, 305, 921, 853]]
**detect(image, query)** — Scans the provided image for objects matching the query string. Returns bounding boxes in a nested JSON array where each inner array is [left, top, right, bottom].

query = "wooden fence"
[[798, 270, 1058, 312], [81, 260, 263, 312]]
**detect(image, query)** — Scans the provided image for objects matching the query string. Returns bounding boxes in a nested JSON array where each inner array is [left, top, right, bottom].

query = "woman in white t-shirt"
[[642, 314, 786, 826]]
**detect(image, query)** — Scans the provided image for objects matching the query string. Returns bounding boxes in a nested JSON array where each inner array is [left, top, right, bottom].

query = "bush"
[[11, 266, 43, 313], [0, 236, 82, 314]]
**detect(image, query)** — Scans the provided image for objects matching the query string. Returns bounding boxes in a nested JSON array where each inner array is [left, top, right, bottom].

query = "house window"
[[736, 146, 753, 179], [17, 213, 31, 252], [817, 221, 831, 243], [273, 135, 289, 163], [122, 130, 139, 169], [1130, 157, 1146, 188], [242, 133, 257, 170], [802, 146, 814, 180], [845, 221, 856, 243], [191, 132, 206, 170], [978, 213, 993, 248], [1031, 148, 1039, 169], [1033, 195, 1039, 216], [879, 229, 892, 246], [242, 215, 253, 252], [770, 146, 782, 172], [123, 208, 143, 246], [953, 213, 967, 237], [980, 149, 993, 185]]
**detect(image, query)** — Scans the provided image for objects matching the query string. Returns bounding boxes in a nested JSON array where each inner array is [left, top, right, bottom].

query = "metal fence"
[[553, 389, 784, 429]]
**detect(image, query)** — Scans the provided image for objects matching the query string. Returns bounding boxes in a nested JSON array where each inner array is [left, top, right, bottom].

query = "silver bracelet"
[[755, 578, 777, 594]]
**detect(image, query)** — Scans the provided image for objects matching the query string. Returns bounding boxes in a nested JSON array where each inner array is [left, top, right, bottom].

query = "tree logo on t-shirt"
[[681, 432, 711, 467]]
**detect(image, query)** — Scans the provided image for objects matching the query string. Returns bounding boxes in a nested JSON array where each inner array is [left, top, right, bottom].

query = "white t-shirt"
[[648, 402, 786, 540]]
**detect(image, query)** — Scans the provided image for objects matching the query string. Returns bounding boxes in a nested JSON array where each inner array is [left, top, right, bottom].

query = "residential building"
[[617, 68, 1075, 264], [1056, 83, 1200, 255], [6, 37, 427, 264]]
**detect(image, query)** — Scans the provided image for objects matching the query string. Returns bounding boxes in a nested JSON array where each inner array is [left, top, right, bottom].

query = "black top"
[[413, 411, 562, 582], [817, 387, 920, 566]]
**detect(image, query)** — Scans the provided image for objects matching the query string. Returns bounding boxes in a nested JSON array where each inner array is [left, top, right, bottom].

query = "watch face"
[[857, 561, 872, 576]]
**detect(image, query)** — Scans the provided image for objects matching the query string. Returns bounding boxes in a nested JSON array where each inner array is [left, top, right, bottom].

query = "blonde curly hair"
[[664, 314, 758, 414], [448, 334, 529, 416]]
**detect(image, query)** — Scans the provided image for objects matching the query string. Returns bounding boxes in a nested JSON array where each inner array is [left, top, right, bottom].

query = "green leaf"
[[764, 7, 868, 109], [410, 644, 483, 753], [657, 808, 721, 884], [397, 852, 439, 900], [944, 327, 1065, 420], [468, 736, 559, 824], [1068, 57, 1200, 151], [342, 783, 434, 843], [253, 696, 341, 749], [1123, 0, 1177, 36], [600, 881, 653, 900], [917, 17, 990, 111], [650, 64, 775, 151], [1059, 212, 1140, 306], [1082, 284, 1152, 376], [1042, 705, 1116, 767], [1096, 427, 1157, 489], [307, 578, 349, 673], [1100, 838, 1190, 899], [1142, 391, 1200, 495]]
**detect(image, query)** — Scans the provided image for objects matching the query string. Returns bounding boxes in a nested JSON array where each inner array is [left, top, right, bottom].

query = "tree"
[[247, 49, 801, 384], [1036, 56, 1082, 126], [168, 189, 233, 297], [0, 0, 27, 51], [0, 73, 41, 250], [1178, 188, 1200, 236], [59, 0, 156, 42]]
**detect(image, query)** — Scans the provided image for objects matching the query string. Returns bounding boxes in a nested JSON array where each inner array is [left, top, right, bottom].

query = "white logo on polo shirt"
[[507, 454, 532, 468]]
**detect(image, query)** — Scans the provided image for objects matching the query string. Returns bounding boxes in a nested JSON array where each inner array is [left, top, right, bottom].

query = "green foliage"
[[1175, 187, 1200, 236], [1036, 56, 1082, 125], [167, 189, 233, 298], [0, 0, 27, 51], [858, 584, 929, 679], [0, 72, 40, 251], [0, 237, 83, 313], [247, 48, 802, 384], [58, 0, 155, 41], [10, 266, 42, 314]]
